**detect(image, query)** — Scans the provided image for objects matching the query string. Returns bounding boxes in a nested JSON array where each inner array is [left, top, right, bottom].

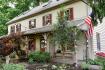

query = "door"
[[28, 39, 36, 51], [40, 36, 45, 52]]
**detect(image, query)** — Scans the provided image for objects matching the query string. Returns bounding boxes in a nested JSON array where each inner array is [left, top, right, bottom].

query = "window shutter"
[[16, 25, 18, 31], [34, 19, 36, 27], [29, 21, 31, 29], [19, 24, 21, 31], [69, 8, 74, 20], [43, 16, 45, 26], [49, 14, 52, 24], [13, 26, 15, 33]]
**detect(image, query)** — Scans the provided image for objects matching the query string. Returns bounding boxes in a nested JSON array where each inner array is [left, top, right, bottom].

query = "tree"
[[0, 0, 49, 36], [82, 0, 105, 25], [52, 10, 78, 54]]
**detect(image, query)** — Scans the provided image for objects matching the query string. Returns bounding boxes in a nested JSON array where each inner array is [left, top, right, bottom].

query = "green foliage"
[[0, 0, 48, 36], [28, 51, 51, 63], [3, 64, 25, 70], [0, 24, 7, 36], [87, 59, 100, 65], [81, 62, 90, 70], [52, 9, 82, 51], [95, 56, 105, 70], [87, 57, 105, 70], [86, 0, 105, 25], [28, 58, 34, 64]]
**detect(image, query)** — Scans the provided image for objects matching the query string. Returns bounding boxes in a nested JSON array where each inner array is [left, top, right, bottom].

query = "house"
[[93, 18, 105, 57], [3, 0, 93, 64]]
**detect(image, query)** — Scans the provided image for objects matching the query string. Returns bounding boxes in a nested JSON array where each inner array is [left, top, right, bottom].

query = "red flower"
[[96, 52, 105, 57]]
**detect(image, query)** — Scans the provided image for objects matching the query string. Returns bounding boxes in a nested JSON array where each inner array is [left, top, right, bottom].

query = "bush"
[[28, 51, 51, 63], [95, 56, 105, 70], [87, 59, 100, 65], [3, 64, 25, 70], [87, 56, 105, 70], [81, 62, 90, 70], [28, 58, 34, 64]]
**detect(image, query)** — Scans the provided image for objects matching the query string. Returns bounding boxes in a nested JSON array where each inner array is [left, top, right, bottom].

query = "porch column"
[[42, 33, 49, 52], [6, 55, 10, 64], [74, 41, 78, 65], [25, 36, 29, 55]]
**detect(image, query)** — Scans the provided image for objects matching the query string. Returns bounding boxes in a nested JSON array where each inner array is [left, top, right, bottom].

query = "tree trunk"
[[61, 45, 65, 59]]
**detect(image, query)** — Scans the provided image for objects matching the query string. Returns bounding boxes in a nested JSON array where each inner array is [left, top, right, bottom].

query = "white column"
[[6, 55, 10, 64], [25, 36, 28, 55]]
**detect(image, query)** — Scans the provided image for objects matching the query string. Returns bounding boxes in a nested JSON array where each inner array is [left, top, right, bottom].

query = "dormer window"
[[43, 14, 52, 26], [16, 24, 21, 32], [10, 26, 15, 33], [29, 19, 36, 29]]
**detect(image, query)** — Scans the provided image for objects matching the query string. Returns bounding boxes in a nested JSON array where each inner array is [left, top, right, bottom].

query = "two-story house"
[[4, 0, 93, 63]]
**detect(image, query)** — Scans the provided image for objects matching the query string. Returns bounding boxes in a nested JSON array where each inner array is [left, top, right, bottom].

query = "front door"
[[40, 36, 45, 52], [28, 39, 36, 51]]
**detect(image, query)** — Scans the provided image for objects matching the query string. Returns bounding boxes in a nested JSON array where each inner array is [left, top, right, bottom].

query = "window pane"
[[96, 33, 101, 51]]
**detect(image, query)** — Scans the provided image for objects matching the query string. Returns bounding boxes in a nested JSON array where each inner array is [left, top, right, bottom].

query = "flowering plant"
[[96, 52, 105, 57]]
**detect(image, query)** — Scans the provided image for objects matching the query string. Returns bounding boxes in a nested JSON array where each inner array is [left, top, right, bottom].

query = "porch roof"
[[24, 25, 53, 35], [24, 19, 85, 35]]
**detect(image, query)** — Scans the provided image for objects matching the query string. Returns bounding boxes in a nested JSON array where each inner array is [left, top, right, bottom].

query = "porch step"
[[55, 54, 73, 58], [52, 57, 74, 64], [64, 51, 74, 54], [55, 51, 74, 58]]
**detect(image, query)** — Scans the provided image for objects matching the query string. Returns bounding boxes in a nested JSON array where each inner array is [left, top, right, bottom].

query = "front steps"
[[52, 51, 75, 64]]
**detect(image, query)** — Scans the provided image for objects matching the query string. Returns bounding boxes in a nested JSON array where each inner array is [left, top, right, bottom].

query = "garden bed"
[[26, 63, 78, 70]]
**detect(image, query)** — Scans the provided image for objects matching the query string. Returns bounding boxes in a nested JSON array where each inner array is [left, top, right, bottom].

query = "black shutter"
[[43, 16, 45, 26]]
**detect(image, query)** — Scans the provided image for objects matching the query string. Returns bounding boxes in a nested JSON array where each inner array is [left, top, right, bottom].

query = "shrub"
[[95, 56, 105, 70], [28, 58, 34, 64], [28, 51, 51, 63], [87, 59, 100, 65], [81, 62, 90, 70], [3, 64, 25, 70]]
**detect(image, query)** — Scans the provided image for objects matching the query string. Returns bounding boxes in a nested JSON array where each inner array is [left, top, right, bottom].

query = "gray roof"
[[7, 0, 70, 24]]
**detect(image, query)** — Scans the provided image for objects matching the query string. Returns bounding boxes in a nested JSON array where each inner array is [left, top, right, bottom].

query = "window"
[[10, 26, 15, 33], [16, 24, 21, 32], [96, 32, 101, 51], [65, 8, 74, 20], [29, 19, 36, 29], [43, 14, 52, 26]]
